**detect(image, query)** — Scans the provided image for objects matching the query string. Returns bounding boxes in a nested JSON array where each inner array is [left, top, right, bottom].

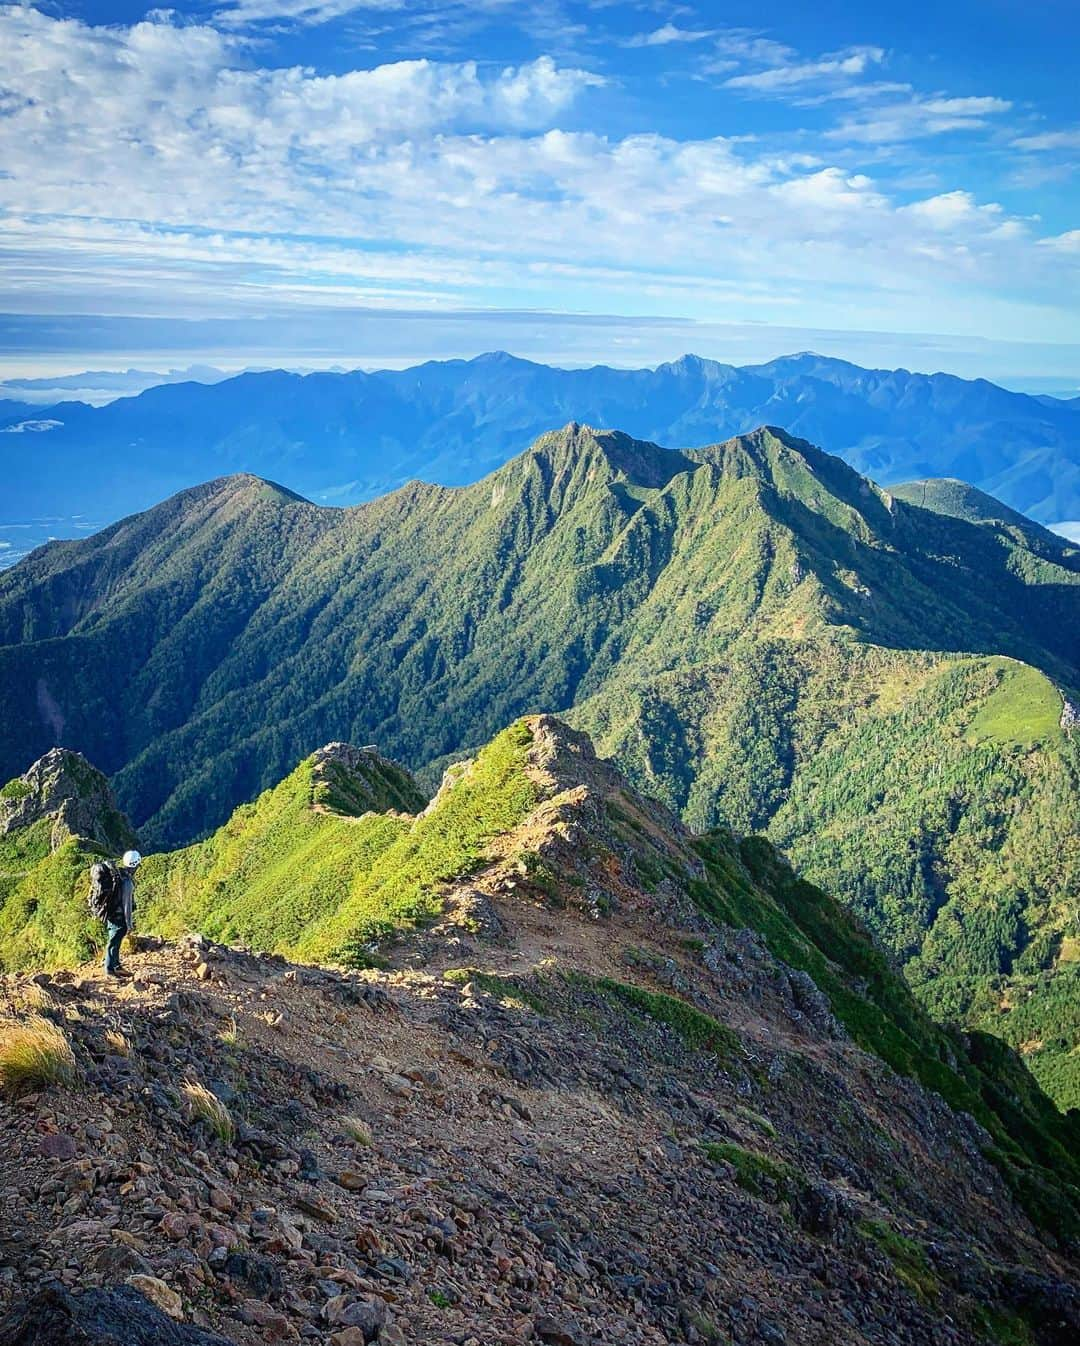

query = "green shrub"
[[702, 1141, 793, 1197], [859, 1220, 940, 1303]]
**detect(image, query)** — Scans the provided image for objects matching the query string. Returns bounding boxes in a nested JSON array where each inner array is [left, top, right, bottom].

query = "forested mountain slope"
[[1, 423, 1078, 1103]]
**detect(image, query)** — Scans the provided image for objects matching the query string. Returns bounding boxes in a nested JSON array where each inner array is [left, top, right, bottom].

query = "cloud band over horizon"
[[0, 2, 1076, 377]]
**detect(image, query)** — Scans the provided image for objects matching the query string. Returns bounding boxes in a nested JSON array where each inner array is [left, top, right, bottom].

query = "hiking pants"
[[104, 921, 127, 973]]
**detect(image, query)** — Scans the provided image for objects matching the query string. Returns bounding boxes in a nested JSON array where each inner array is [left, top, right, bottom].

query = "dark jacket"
[[106, 866, 136, 928]]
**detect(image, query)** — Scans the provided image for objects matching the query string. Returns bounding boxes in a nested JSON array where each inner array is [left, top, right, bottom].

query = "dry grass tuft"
[[341, 1115, 374, 1145], [20, 984, 52, 1011], [182, 1081, 235, 1144], [105, 1029, 131, 1057], [0, 1015, 78, 1094], [218, 1017, 240, 1046]]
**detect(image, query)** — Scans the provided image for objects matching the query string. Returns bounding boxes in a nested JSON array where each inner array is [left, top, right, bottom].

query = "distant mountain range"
[[2, 421, 1078, 1104], [3, 352, 1079, 569], [0, 364, 236, 405]]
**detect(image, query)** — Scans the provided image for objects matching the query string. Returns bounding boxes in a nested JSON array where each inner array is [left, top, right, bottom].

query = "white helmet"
[[122, 850, 142, 868]]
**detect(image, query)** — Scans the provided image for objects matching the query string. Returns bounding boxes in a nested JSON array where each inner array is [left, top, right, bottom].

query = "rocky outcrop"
[[0, 1284, 236, 1345], [309, 743, 426, 818], [1, 925, 1076, 1345], [0, 748, 136, 853]]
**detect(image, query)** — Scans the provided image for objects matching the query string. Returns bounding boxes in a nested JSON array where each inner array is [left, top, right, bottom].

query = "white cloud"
[[624, 23, 715, 49], [771, 168, 885, 213], [710, 29, 1015, 157], [794, 80, 913, 107], [0, 9, 600, 149], [710, 31, 797, 66], [213, 0, 470, 29], [1012, 129, 1080, 151], [921, 96, 1011, 118], [901, 191, 1004, 229], [827, 94, 1012, 144], [724, 46, 884, 92], [1040, 230, 1080, 253]]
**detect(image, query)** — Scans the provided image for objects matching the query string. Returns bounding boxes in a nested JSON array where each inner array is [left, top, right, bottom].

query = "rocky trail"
[[0, 933, 1075, 1346]]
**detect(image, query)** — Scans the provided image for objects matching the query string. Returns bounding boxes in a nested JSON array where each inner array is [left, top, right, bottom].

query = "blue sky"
[[1, 0, 1078, 387]]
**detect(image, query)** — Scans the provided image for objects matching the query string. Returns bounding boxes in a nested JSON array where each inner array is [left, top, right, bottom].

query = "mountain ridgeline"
[[3, 353, 1080, 561], [1, 422, 1079, 1107]]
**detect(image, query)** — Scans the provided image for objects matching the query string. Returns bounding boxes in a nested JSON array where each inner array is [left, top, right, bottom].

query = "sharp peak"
[[664, 352, 711, 366], [539, 419, 671, 448], [713, 423, 820, 455], [689, 424, 894, 518], [655, 353, 727, 375], [6, 745, 111, 782], [28, 745, 98, 767], [527, 422, 694, 489]]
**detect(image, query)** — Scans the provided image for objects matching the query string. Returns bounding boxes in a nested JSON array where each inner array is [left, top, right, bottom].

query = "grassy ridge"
[[0, 823, 106, 971], [138, 722, 539, 963], [300, 720, 538, 961], [137, 759, 412, 952]]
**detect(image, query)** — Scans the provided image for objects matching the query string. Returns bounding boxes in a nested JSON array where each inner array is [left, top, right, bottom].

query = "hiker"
[[88, 850, 142, 978]]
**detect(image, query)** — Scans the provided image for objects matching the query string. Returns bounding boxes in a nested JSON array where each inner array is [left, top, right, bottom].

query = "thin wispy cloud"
[[723, 46, 884, 93], [1013, 128, 1080, 151], [213, 0, 502, 29], [623, 23, 716, 49], [827, 94, 1013, 144], [703, 28, 1013, 153]]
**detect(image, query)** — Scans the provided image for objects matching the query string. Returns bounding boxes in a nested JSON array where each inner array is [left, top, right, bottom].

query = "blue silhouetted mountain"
[[5, 353, 1080, 546]]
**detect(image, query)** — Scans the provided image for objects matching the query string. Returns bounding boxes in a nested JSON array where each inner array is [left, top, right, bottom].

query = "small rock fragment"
[[125, 1274, 184, 1321]]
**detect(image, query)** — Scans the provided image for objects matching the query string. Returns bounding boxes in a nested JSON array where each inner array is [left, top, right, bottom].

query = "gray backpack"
[[87, 861, 119, 921]]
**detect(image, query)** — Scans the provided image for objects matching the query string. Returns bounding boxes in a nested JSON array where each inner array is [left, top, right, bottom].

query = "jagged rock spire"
[[0, 747, 136, 854]]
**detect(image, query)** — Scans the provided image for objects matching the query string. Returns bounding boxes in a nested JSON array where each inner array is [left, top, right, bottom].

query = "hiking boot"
[[105, 967, 130, 980]]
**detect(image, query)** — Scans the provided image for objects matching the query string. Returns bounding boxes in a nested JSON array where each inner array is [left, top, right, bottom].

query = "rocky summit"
[[0, 747, 136, 855], [1, 717, 1079, 1346]]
